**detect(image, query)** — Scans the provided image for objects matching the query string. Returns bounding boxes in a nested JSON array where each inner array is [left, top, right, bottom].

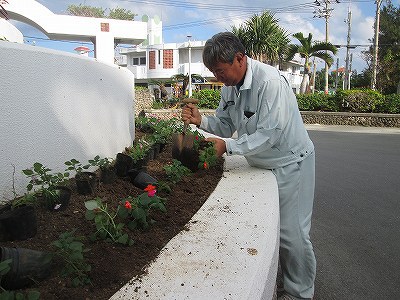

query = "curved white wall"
[[0, 41, 135, 200], [0, 19, 23, 43]]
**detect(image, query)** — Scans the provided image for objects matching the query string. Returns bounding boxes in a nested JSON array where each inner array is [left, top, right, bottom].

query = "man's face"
[[209, 53, 246, 86]]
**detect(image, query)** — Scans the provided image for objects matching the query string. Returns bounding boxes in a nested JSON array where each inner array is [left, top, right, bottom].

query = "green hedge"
[[175, 88, 400, 114], [376, 93, 400, 114], [296, 93, 340, 112], [192, 89, 221, 109], [296, 90, 400, 114]]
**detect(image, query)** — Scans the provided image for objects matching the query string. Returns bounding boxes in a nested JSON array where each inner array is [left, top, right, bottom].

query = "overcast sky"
[[12, 0, 400, 73]]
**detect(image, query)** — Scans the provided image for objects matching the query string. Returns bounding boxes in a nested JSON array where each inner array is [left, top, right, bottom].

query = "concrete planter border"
[[111, 155, 280, 300]]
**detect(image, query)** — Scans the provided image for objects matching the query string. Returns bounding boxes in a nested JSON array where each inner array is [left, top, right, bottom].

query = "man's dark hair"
[[202, 32, 245, 70]]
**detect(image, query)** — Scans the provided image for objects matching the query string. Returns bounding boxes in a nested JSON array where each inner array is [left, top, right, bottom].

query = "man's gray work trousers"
[[272, 151, 316, 299]]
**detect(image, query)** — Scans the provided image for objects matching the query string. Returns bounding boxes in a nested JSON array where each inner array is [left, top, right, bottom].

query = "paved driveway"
[[307, 126, 400, 299]]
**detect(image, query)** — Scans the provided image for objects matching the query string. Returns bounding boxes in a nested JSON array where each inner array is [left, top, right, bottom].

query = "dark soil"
[[1, 132, 224, 300]]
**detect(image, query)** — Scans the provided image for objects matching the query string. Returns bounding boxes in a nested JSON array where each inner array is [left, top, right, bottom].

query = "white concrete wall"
[[0, 41, 135, 200], [0, 19, 23, 43]]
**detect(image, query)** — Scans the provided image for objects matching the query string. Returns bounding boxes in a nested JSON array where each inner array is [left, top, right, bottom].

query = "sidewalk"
[[305, 124, 400, 134]]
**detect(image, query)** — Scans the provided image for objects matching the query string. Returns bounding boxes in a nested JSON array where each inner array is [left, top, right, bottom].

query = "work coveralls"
[[198, 57, 316, 299]]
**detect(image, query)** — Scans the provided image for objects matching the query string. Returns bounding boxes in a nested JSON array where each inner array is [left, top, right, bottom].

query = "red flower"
[[195, 135, 199, 140], [144, 184, 156, 191], [124, 201, 132, 209], [144, 184, 157, 197], [147, 190, 156, 197], [203, 162, 209, 169]]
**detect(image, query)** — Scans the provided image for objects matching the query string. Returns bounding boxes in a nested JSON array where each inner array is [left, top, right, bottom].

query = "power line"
[[118, 0, 317, 13]]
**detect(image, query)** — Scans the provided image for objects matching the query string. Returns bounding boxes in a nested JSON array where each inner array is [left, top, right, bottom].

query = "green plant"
[[11, 193, 37, 209], [64, 158, 90, 175], [23, 162, 69, 192], [0, 258, 40, 299], [192, 130, 205, 151], [154, 180, 172, 194], [22, 162, 70, 209], [51, 230, 91, 287], [198, 141, 218, 170], [126, 137, 153, 163], [118, 184, 166, 230], [163, 160, 192, 184], [85, 198, 133, 246], [192, 89, 221, 109], [86, 155, 113, 171]]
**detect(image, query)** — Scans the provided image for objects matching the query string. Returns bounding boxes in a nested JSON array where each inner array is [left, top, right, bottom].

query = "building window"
[[132, 57, 146, 66], [149, 51, 156, 69], [163, 49, 173, 69]]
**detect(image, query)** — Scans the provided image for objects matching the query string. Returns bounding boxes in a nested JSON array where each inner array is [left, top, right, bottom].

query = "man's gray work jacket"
[[199, 57, 314, 169]]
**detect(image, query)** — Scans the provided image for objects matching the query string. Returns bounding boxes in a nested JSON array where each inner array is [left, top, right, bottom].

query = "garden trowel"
[[172, 97, 199, 164]]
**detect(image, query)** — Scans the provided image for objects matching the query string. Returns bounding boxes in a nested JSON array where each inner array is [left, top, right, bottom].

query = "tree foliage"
[[286, 32, 337, 94], [376, 0, 400, 94], [108, 8, 138, 20], [231, 11, 290, 65], [67, 4, 137, 20]]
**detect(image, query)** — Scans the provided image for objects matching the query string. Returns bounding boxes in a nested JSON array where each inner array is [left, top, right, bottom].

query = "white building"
[[117, 41, 304, 94]]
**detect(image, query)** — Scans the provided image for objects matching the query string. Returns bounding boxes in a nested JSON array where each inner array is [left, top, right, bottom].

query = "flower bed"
[[0, 124, 224, 299]]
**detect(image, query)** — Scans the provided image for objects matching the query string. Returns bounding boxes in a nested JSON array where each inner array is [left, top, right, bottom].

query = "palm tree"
[[286, 32, 337, 94], [232, 11, 290, 65]]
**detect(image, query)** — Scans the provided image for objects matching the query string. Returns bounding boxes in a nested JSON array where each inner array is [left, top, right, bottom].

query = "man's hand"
[[181, 103, 201, 126], [205, 137, 226, 157]]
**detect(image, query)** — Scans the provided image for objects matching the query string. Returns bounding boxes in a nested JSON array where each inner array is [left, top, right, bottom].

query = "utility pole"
[[314, 1, 339, 94], [344, 8, 352, 90], [371, 0, 383, 90], [348, 53, 353, 89], [335, 58, 339, 90]]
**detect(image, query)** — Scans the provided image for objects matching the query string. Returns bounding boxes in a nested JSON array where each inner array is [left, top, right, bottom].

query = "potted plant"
[[22, 162, 71, 211], [64, 159, 98, 195], [0, 192, 38, 242], [117, 137, 153, 178], [86, 155, 117, 184], [0, 246, 52, 290]]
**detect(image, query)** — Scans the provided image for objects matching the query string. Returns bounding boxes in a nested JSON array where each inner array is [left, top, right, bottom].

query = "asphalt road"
[[306, 127, 400, 299]]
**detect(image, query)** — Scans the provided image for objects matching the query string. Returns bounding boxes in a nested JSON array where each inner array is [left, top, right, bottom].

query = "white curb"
[[111, 155, 280, 300]]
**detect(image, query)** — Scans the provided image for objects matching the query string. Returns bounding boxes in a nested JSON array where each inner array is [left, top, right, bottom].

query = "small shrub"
[[84, 198, 133, 246], [163, 159, 192, 184], [52, 230, 91, 287], [118, 184, 167, 230]]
